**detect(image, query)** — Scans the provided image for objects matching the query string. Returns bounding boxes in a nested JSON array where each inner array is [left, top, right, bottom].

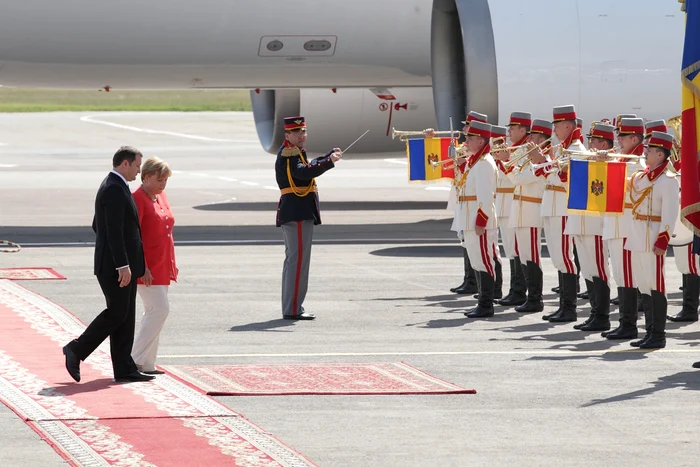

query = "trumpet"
[[531, 158, 568, 173], [429, 146, 473, 168], [502, 138, 554, 169], [391, 127, 465, 141]]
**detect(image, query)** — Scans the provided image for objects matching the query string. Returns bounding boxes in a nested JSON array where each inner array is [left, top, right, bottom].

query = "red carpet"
[[0, 280, 315, 466], [164, 362, 476, 396], [0, 267, 66, 280]]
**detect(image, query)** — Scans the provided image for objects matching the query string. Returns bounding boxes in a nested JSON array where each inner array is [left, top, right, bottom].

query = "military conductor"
[[276, 116, 341, 320], [62, 146, 155, 383]]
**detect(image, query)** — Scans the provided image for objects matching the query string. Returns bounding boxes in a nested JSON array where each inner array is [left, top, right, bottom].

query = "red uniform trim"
[[656, 255, 666, 294], [292, 221, 303, 316], [479, 233, 495, 278], [509, 116, 532, 127], [476, 209, 489, 227], [553, 111, 576, 122], [654, 231, 671, 251], [594, 235, 608, 282], [622, 238, 634, 288], [689, 244, 698, 276], [562, 217, 575, 274], [531, 227, 540, 266]]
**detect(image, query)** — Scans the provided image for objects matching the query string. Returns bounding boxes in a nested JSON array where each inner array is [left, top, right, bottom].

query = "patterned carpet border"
[[0, 279, 316, 467], [163, 362, 477, 396], [0, 268, 66, 280]]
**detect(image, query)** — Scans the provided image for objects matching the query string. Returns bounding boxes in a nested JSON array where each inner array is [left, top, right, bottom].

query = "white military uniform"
[[506, 153, 546, 266], [464, 153, 498, 276], [675, 244, 700, 275], [449, 162, 469, 246], [565, 196, 609, 284], [541, 140, 583, 274], [495, 162, 516, 260], [625, 162, 679, 295], [602, 153, 644, 289]]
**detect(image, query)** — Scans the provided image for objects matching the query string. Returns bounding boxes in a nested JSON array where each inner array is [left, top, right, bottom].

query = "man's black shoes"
[[283, 313, 316, 320], [62, 344, 81, 382], [115, 371, 156, 383]]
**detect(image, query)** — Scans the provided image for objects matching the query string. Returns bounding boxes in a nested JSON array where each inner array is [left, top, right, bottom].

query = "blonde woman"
[[131, 157, 177, 374]]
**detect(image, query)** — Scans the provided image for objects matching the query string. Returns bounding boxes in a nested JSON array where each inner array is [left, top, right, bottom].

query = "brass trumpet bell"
[[391, 127, 465, 141]]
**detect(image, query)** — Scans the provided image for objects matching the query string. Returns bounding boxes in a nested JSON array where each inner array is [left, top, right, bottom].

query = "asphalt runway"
[[2, 112, 700, 467]]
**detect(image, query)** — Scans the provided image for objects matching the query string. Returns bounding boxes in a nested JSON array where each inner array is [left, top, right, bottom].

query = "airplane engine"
[[430, 0, 684, 131], [251, 87, 437, 155]]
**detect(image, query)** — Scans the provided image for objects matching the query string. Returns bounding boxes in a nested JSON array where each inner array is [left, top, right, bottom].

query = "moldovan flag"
[[681, 0, 700, 235], [567, 160, 627, 214], [406, 137, 455, 182]]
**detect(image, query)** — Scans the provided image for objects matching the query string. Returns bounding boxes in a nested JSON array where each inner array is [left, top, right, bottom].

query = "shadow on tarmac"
[[194, 201, 449, 211], [581, 370, 700, 407], [229, 319, 297, 332]]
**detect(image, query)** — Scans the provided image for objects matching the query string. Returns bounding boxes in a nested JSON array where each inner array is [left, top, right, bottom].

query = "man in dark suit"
[[63, 146, 155, 383]]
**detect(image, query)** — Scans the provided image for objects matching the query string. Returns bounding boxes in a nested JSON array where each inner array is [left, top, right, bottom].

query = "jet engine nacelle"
[[251, 87, 437, 155], [431, 0, 684, 130]]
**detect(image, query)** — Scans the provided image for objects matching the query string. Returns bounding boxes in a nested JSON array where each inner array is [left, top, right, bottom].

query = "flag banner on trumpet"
[[567, 160, 627, 214], [406, 138, 455, 182], [680, 0, 700, 235]]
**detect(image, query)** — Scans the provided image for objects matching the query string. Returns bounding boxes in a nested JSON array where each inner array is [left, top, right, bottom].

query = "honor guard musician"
[[644, 120, 700, 323], [460, 121, 499, 318], [494, 112, 533, 308], [503, 118, 551, 312], [569, 122, 616, 331], [537, 105, 584, 322], [600, 117, 646, 339], [625, 131, 679, 349], [275, 116, 341, 320], [486, 124, 510, 300], [446, 111, 488, 295]]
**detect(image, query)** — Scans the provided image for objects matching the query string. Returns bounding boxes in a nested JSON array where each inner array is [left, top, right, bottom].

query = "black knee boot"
[[604, 287, 639, 339], [574, 279, 595, 329], [579, 277, 611, 331], [516, 261, 544, 312], [549, 273, 578, 322], [473, 254, 503, 300], [543, 271, 563, 320], [498, 257, 527, 306], [493, 257, 503, 300], [465, 271, 495, 318], [454, 249, 478, 294], [640, 291, 667, 349], [631, 294, 654, 347], [667, 274, 699, 322]]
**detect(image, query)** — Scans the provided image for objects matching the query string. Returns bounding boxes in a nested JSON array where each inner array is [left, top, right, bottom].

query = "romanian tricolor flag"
[[567, 160, 627, 214], [406, 137, 455, 182], [681, 0, 700, 235]]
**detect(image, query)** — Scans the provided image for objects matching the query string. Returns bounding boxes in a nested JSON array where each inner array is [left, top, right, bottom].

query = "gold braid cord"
[[628, 171, 653, 218], [285, 152, 317, 197], [0, 240, 21, 253]]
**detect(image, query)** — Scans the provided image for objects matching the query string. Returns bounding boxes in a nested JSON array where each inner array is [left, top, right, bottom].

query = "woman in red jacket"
[[131, 157, 177, 375]]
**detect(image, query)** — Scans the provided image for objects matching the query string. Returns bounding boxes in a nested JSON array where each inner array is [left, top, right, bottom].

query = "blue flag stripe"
[[568, 160, 589, 209], [408, 139, 426, 180]]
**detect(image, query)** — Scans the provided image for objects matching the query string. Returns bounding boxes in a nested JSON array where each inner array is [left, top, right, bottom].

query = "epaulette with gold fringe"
[[281, 147, 301, 157]]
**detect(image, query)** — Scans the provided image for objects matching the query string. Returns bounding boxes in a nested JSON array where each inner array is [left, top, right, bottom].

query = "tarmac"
[[1, 112, 700, 467]]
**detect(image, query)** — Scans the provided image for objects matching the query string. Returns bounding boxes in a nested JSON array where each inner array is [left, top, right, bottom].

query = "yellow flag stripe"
[[587, 161, 608, 212]]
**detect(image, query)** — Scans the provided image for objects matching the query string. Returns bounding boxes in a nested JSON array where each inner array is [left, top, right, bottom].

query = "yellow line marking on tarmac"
[[161, 349, 700, 358]]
